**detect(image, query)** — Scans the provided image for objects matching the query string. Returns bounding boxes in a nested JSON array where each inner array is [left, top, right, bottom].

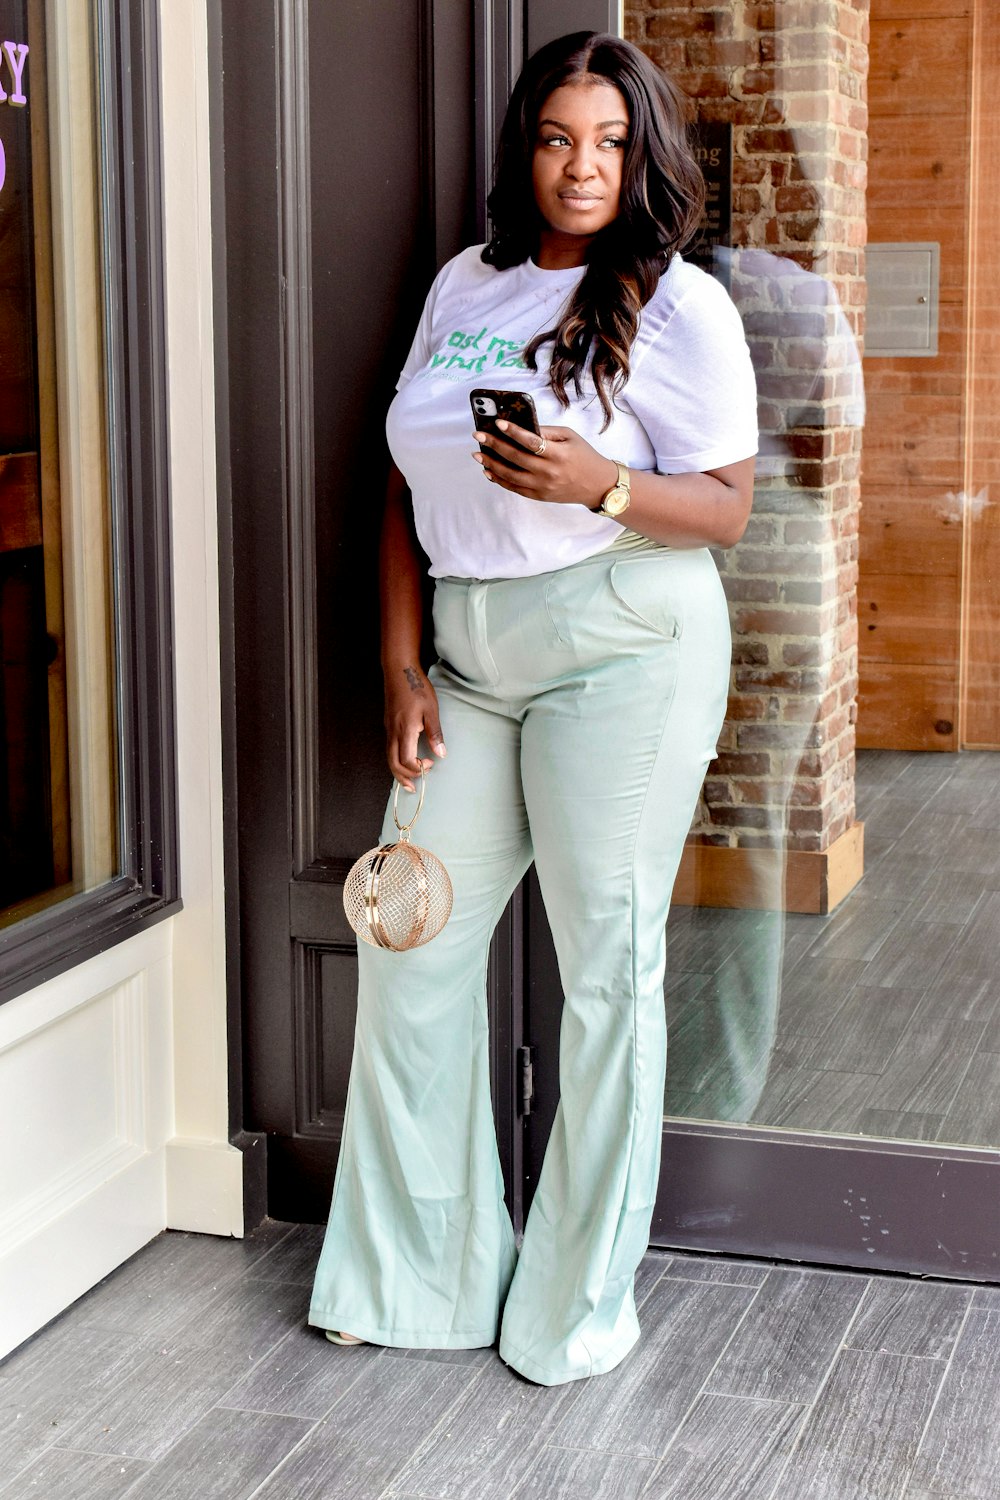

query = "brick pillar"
[[626, 0, 869, 913]]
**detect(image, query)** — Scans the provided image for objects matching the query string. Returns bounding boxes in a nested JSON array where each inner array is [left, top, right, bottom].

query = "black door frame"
[[210, 0, 507, 1226], [210, 0, 619, 1232]]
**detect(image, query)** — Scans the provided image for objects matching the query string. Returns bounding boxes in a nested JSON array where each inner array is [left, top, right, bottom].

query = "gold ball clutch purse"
[[343, 770, 453, 951]]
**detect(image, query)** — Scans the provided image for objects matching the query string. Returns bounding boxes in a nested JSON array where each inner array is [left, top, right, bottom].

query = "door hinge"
[[518, 1045, 536, 1117]]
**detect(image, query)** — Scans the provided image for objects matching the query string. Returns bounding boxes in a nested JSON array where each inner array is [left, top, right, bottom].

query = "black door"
[[214, 0, 618, 1227], [214, 2, 1000, 1283]]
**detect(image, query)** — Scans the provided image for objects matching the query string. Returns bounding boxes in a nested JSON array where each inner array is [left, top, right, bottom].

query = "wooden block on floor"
[[673, 822, 864, 915]]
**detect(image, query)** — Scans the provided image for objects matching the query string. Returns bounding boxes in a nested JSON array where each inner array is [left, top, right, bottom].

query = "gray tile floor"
[[5, 750, 999, 1497], [2, 1222, 999, 1499], [666, 750, 1000, 1145]]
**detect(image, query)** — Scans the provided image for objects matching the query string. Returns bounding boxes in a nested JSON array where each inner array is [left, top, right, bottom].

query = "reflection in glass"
[[667, 750, 1000, 1148], [624, 0, 1000, 1149], [0, 0, 118, 927]]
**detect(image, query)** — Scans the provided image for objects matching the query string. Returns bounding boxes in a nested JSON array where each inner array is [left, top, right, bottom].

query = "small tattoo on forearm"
[[403, 666, 421, 692]]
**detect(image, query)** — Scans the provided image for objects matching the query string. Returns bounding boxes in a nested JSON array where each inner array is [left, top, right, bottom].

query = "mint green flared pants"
[[308, 537, 731, 1385]]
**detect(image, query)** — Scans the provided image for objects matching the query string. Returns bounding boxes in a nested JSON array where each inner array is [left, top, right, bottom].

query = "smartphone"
[[470, 389, 541, 469]]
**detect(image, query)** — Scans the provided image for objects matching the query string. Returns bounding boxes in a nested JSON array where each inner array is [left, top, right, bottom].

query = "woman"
[[308, 30, 757, 1387]]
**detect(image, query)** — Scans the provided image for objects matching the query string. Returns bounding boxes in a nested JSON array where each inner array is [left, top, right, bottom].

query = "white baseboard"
[[0, 1132, 245, 1361], [0, 1148, 165, 1360], [165, 1136, 245, 1237]]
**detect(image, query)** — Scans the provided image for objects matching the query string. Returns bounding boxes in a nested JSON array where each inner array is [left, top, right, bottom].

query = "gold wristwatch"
[[596, 460, 631, 518]]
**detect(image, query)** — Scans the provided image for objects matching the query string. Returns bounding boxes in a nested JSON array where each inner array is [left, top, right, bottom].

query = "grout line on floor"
[[660, 1272, 769, 1289], [232, 1408, 329, 1500], [635, 1257, 674, 1310], [646, 1272, 768, 1466], [237, 1345, 403, 1500], [757, 1275, 873, 1500], [891, 1295, 977, 1500], [240, 1221, 311, 1276], [371, 1364, 490, 1500]]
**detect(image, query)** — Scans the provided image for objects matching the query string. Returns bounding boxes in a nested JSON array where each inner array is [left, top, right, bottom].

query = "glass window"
[[0, 0, 117, 927], [0, 0, 177, 1004]]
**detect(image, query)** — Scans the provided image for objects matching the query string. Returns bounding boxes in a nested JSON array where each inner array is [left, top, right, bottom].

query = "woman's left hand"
[[473, 419, 616, 510]]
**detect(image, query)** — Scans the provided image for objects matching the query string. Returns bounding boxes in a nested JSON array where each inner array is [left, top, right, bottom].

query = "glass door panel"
[[620, 0, 1000, 1274]]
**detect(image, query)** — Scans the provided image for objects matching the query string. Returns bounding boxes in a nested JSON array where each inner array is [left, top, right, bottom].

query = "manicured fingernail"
[[496, 419, 508, 430], [472, 451, 483, 462]]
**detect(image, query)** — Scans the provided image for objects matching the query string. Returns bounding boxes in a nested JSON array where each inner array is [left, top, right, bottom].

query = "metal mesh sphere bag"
[[343, 771, 453, 950]]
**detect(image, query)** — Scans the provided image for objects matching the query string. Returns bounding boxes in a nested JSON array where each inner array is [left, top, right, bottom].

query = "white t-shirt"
[[385, 245, 758, 580]]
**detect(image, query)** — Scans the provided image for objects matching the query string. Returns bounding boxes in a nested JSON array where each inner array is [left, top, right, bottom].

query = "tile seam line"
[[61, 1322, 328, 1487], [758, 1274, 874, 1500], [209, 1400, 323, 1421], [202, 1401, 329, 1500], [635, 1256, 676, 1310], [0, 1312, 303, 1495], [9, 1441, 142, 1464], [892, 1297, 979, 1500], [659, 1273, 769, 1289], [239, 1348, 404, 1500], [926, 1017, 995, 1124], [642, 1274, 767, 1468], [542, 1388, 811, 1460], [371, 1363, 491, 1500], [238, 1222, 305, 1271], [838, 1347, 965, 1363]]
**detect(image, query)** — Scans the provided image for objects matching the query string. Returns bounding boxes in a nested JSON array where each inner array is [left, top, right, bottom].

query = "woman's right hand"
[[383, 662, 447, 792]]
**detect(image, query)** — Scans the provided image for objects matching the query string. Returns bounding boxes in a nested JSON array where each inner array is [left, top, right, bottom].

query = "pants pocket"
[[608, 556, 683, 641]]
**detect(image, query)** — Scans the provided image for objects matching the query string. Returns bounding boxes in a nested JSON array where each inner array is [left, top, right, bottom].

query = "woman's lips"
[[558, 194, 602, 209]]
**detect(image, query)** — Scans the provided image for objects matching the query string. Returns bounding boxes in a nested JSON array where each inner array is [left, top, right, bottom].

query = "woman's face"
[[531, 80, 630, 255]]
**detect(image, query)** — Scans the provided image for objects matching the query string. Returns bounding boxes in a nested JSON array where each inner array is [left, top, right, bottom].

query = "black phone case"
[[470, 389, 541, 468]]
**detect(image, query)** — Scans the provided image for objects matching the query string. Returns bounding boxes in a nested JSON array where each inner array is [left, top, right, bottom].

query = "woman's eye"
[[537, 131, 627, 149]]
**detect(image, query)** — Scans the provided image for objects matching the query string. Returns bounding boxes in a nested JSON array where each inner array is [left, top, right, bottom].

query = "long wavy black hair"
[[483, 32, 705, 429]]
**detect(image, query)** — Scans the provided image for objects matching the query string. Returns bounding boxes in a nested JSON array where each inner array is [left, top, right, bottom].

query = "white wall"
[[0, 0, 241, 1360]]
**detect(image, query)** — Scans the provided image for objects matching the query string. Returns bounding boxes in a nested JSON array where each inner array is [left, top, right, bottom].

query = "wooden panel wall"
[[962, 4, 1000, 746], [859, 0, 972, 750]]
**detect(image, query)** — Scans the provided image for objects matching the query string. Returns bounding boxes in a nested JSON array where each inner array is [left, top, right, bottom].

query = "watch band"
[[597, 460, 631, 517]]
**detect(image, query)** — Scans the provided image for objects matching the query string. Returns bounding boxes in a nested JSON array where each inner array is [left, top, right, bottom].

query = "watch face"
[[603, 486, 629, 516]]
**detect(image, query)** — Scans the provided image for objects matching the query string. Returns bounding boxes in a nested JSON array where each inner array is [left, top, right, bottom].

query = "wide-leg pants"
[[308, 538, 732, 1386]]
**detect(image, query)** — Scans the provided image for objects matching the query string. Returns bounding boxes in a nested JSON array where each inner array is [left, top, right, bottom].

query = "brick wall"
[[626, 0, 869, 858]]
